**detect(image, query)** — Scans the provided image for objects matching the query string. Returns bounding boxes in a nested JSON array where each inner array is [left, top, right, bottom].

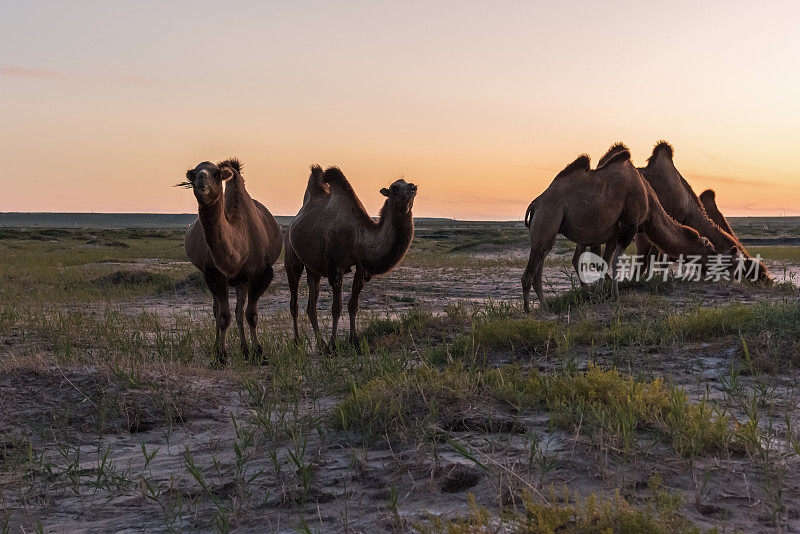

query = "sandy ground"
[[2, 253, 800, 532]]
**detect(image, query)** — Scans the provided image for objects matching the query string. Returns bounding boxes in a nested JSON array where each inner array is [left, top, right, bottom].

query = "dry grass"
[[0, 226, 799, 532]]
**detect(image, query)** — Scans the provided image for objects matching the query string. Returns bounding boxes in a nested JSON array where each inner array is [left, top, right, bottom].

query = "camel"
[[700, 189, 770, 282], [634, 142, 769, 281], [178, 159, 282, 364], [522, 144, 716, 312], [574, 142, 770, 282], [285, 166, 417, 349], [699, 189, 737, 235], [699, 189, 747, 250]]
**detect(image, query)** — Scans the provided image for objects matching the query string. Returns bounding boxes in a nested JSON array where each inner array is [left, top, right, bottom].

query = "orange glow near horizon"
[[2, 2, 799, 220]]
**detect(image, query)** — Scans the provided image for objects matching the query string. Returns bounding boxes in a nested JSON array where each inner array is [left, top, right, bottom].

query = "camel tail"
[[524, 199, 536, 228]]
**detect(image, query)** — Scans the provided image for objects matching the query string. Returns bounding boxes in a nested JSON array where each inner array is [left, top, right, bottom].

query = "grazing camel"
[[700, 189, 771, 282], [699, 189, 749, 251], [575, 142, 770, 282], [699, 189, 737, 236], [634, 141, 769, 281], [285, 166, 417, 349], [522, 145, 715, 312], [178, 159, 282, 364]]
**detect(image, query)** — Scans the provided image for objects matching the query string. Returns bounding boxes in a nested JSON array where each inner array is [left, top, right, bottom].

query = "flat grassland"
[[1, 218, 799, 533]]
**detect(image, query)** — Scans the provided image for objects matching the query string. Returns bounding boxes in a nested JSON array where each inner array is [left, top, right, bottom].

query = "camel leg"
[[589, 245, 604, 288], [245, 265, 273, 361], [306, 271, 323, 344], [573, 245, 604, 287], [572, 245, 586, 285], [610, 223, 637, 299], [234, 284, 248, 356], [204, 268, 231, 365], [533, 259, 547, 305], [327, 270, 344, 352], [610, 242, 628, 299], [600, 238, 617, 293], [522, 248, 537, 313], [211, 298, 220, 353], [635, 233, 656, 276], [523, 245, 552, 313], [522, 214, 560, 313], [348, 269, 367, 346], [285, 242, 304, 344]]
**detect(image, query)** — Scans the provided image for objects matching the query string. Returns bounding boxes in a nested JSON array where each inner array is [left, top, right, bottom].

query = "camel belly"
[[559, 205, 621, 246], [561, 226, 617, 247], [288, 224, 331, 276], [184, 220, 210, 270]]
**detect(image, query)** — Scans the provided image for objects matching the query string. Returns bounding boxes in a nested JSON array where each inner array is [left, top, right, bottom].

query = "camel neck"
[[198, 195, 240, 274], [361, 203, 414, 275], [687, 211, 739, 255], [643, 191, 710, 260]]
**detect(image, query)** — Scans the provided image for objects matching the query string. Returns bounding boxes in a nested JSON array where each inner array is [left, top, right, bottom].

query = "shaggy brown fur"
[[636, 141, 769, 281], [522, 146, 715, 311], [596, 142, 630, 168], [647, 139, 674, 163], [181, 159, 282, 364], [556, 154, 591, 177], [285, 166, 417, 349]]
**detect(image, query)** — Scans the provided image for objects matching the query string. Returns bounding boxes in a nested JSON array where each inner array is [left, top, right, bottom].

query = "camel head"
[[177, 161, 235, 205], [380, 179, 417, 214], [728, 247, 772, 283]]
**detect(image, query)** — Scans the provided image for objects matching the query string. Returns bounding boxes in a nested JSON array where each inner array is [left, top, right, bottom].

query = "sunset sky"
[[2, 1, 799, 220]]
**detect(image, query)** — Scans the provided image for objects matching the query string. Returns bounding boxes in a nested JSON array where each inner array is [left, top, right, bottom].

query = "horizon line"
[[0, 211, 797, 222]]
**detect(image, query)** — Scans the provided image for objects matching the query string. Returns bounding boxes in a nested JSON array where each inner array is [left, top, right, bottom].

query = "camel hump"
[[309, 164, 326, 192], [322, 166, 348, 187], [596, 142, 630, 169], [219, 158, 242, 174], [303, 164, 330, 203], [321, 166, 361, 196], [595, 146, 631, 170], [555, 154, 591, 179], [646, 140, 674, 166]]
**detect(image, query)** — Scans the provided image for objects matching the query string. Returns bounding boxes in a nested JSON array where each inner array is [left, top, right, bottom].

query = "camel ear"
[[730, 246, 742, 258], [220, 167, 234, 181], [380, 188, 390, 197]]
